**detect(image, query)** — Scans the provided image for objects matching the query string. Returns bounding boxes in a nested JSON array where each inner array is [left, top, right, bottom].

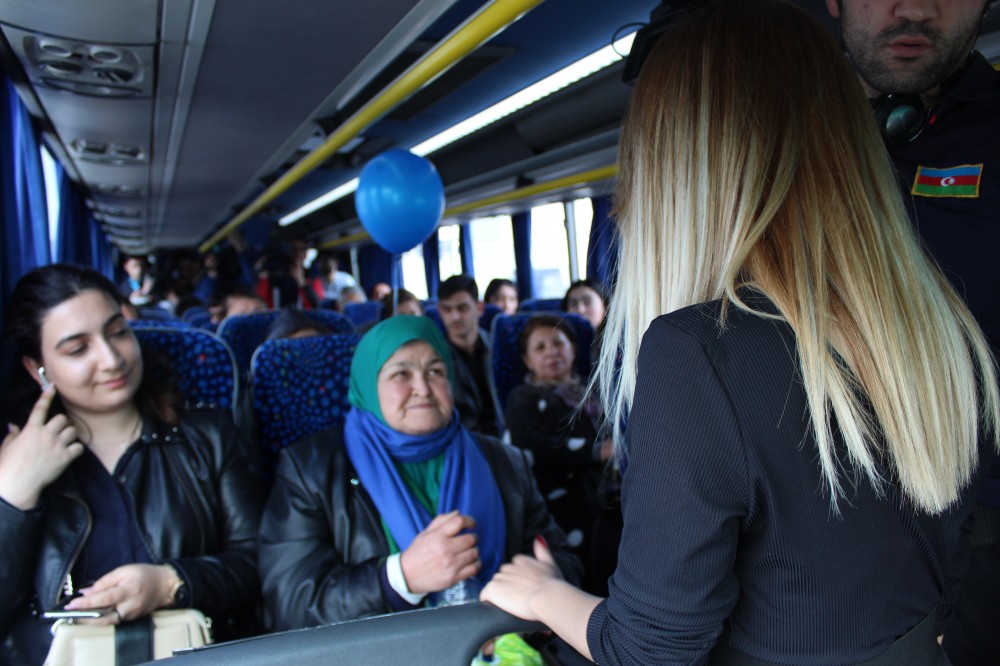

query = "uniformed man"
[[826, 2, 1000, 663]]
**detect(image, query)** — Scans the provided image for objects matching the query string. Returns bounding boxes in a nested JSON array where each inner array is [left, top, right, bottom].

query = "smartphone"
[[38, 367, 52, 390], [42, 608, 110, 620]]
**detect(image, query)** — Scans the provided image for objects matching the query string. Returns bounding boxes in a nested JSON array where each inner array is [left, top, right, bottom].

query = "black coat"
[[258, 428, 582, 630], [449, 332, 498, 436], [0, 408, 263, 666]]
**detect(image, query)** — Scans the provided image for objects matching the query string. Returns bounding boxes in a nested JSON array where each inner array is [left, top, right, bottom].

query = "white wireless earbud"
[[38, 367, 52, 389]]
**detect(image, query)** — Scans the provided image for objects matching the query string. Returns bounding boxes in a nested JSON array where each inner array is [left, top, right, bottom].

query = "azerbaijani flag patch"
[[911, 164, 983, 198]]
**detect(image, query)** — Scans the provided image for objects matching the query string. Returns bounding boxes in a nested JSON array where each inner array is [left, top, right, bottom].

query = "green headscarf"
[[348, 315, 455, 424]]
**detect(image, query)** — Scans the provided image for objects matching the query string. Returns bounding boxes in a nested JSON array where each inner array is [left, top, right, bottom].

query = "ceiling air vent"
[[99, 206, 145, 219], [4, 29, 154, 98], [71, 139, 146, 165], [92, 183, 145, 198]]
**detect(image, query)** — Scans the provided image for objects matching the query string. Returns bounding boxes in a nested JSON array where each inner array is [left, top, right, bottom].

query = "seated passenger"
[[504, 315, 612, 593], [561, 279, 607, 332], [370, 282, 392, 302], [208, 283, 267, 324], [380, 288, 423, 319], [0, 265, 262, 665], [337, 285, 367, 310], [438, 275, 498, 436], [265, 309, 334, 341], [484, 278, 519, 316], [258, 316, 580, 630], [119, 254, 154, 306]]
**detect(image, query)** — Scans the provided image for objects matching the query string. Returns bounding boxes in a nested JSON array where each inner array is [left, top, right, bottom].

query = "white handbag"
[[43, 609, 213, 665]]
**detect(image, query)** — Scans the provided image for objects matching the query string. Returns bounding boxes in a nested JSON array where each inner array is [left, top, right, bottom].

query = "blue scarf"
[[344, 408, 506, 586]]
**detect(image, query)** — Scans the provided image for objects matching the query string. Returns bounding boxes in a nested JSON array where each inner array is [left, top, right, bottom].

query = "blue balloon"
[[356, 150, 445, 254]]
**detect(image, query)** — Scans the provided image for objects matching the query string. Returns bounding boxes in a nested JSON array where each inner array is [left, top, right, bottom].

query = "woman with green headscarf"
[[259, 316, 582, 630]]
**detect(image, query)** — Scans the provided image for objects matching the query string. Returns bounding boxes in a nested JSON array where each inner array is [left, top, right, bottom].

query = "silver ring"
[[112, 609, 121, 623]]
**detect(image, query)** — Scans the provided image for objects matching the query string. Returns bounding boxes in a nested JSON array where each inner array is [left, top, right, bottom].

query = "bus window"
[[400, 245, 429, 300], [572, 198, 594, 281], [530, 203, 570, 298], [438, 224, 463, 280], [469, 215, 516, 290], [40, 146, 61, 255]]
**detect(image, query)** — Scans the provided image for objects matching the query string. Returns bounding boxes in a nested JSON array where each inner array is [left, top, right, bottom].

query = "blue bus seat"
[[479, 303, 504, 331], [251, 333, 361, 478], [136, 306, 175, 320], [132, 326, 239, 416], [422, 306, 448, 336], [131, 318, 193, 329], [518, 298, 563, 312], [344, 301, 383, 328], [180, 305, 211, 323], [185, 310, 215, 329], [488, 312, 593, 435], [217, 309, 354, 382]]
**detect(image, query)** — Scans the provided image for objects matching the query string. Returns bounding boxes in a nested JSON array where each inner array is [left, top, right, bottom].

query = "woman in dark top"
[[258, 316, 579, 630], [0, 265, 261, 665], [504, 315, 611, 592], [481, 2, 999, 665]]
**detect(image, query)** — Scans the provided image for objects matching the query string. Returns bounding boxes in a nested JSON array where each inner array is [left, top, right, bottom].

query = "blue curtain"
[[459, 223, 474, 279], [52, 162, 114, 278], [586, 195, 618, 288], [511, 211, 533, 299], [358, 244, 394, 294], [422, 230, 441, 299], [1, 74, 51, 324]]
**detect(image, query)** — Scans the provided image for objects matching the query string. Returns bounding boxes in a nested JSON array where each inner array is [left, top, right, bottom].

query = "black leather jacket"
[[0, 407, 262, 666], [449, 332, 499, 436], [259, 428, 582, 630]]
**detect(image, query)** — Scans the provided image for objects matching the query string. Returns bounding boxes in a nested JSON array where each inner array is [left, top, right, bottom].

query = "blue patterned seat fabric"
[[132, 326, 238, 414], [186, 311, 215, 329], [180, 305, 210, 323], [136, 306, 175, 320], [131, 318, 193, 329], [488, 312, 594, 434], [343, 301, 383, 328], [479, 303, 504, 332], [518, 297, 564, 312], [217, 309, 354, 382], [422, 307, 448, 336], [251, 333, 362, 478]]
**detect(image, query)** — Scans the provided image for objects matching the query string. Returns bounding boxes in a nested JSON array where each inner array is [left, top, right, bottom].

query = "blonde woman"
[[481, 1, 999, 664]]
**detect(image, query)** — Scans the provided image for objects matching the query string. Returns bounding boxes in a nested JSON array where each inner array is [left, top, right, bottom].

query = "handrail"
[[199, 0, 546, 253], [143, 602, 545, 666], [317, 163, 617, 250]]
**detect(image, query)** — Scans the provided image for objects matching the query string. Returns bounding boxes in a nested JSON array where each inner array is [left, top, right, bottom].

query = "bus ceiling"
[[1, 0, 996, 254]]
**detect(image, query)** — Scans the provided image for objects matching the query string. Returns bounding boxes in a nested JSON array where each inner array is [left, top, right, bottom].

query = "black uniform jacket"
[[258, 427, 582, 631], [0, 407, 262, 666]]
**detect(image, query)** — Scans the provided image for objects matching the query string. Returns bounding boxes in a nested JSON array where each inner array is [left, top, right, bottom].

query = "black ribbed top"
[[586, 294, 986, 665]]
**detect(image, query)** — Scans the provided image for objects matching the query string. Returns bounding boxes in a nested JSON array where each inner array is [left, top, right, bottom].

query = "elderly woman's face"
[[377, 341, 453, 435], [523, 326, 575, 385]]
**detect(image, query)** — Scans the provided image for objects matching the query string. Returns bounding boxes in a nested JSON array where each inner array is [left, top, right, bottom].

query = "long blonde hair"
[[598, 0, 998, 513]]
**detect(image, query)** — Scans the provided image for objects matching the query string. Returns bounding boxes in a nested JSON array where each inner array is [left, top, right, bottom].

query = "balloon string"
[[391, 253, 401, 313]]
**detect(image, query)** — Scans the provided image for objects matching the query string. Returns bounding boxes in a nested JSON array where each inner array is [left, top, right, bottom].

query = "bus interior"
[[1, 0, 999, 663]]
